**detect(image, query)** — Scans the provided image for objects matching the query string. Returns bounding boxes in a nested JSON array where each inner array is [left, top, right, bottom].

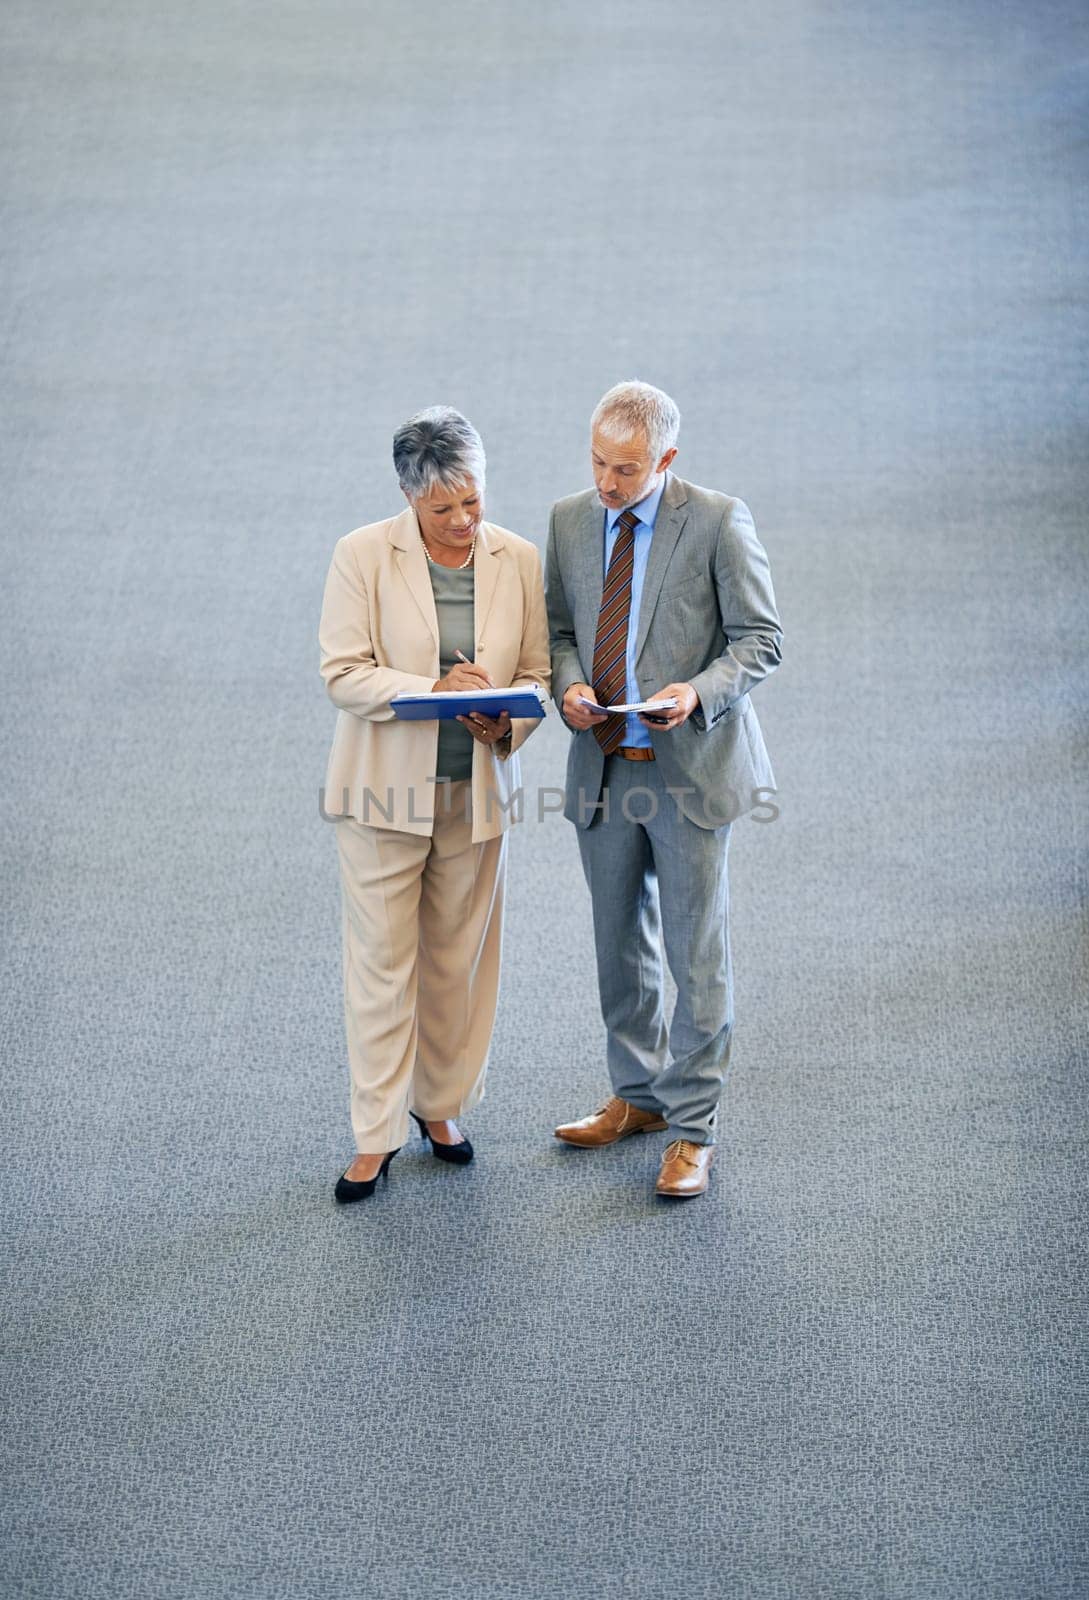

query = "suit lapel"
[[390, 506, 439, 645], [576, 494, 606, 638], [635, 473, 689, 662], [473, 522, 505, 645]]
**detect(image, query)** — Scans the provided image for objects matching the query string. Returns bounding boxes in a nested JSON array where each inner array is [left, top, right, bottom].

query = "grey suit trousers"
[[576, 755, 733, 1146]]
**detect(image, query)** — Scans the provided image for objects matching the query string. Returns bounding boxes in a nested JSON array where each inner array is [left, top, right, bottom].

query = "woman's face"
[[411, 478, 484, 554]]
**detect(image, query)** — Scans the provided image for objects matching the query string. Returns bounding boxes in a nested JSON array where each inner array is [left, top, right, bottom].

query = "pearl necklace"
[[421, 532, 477, 571]]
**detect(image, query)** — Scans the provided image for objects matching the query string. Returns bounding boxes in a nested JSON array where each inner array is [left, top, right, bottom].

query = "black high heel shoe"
[[410, 1111, 474, 1166], [334, 1147, 401, 1204]]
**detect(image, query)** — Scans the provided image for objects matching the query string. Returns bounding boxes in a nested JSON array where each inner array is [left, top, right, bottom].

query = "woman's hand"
[[457, 710, 512, 745], [433, 662, 494, 693], [436, 658, 508, 742]]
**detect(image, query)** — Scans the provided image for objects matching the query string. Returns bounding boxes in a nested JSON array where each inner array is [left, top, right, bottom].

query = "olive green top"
[[429, 562, 476, 782]]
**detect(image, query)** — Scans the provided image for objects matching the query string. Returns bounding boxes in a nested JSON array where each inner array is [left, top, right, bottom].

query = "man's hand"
[[638, 683, 699, 731], [562, 682, 610, 730], [457, 710, 511, 746], [433, 662, 494, 693]]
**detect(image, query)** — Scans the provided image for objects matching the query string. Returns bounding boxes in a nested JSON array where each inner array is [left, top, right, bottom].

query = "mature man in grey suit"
[[546, 380, 782, 1199]]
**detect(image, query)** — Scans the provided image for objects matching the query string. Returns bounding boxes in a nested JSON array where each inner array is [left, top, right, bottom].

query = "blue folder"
[[391, 687, 547, 721]]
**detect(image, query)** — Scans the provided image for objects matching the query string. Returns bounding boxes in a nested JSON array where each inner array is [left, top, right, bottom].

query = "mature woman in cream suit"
[[319, 407, 550, 1204]]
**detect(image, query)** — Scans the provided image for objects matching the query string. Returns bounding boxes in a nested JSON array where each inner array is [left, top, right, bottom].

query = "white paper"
[[407, 687, 546, 704], [576, 696, 678, 715]]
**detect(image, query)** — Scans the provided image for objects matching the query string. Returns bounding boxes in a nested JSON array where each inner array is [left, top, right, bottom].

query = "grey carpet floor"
[[2, 2, 1087, 1597]]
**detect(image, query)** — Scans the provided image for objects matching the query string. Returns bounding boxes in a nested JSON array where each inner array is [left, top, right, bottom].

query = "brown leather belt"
[[614, 747, 656, 762]]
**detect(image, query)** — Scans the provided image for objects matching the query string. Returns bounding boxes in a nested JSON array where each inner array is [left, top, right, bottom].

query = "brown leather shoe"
[[655, 1139, 714, 1198], [554, 1095, 668, 1148]]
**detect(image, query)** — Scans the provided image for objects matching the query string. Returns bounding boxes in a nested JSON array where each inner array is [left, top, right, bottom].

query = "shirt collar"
[[605, 474, 666, 534]]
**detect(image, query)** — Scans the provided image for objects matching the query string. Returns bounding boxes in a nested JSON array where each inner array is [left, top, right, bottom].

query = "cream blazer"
[[319, 507, 551, 843]]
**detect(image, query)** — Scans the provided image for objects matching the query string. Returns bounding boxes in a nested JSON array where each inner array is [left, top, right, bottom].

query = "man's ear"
[[658, 447, 678, 473]]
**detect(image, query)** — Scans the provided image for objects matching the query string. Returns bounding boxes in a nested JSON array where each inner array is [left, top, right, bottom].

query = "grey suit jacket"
[[545, 473, 782, 829]]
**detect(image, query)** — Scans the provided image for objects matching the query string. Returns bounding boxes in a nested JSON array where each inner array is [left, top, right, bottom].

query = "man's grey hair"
[[591, 380, 681, 463], [392, 406, 487, 500]]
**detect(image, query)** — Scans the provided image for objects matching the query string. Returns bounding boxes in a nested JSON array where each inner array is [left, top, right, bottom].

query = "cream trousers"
[[334, 781, 507, 1154]]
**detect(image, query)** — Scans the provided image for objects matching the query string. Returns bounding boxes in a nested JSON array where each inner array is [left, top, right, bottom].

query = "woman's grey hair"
[[392, 406, 487, 500], [591, 380, 681, 463]]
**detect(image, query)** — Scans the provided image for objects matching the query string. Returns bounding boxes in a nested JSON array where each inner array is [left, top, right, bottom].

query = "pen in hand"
[[446, 648, 494, 692], [452, 650, 508, 738]]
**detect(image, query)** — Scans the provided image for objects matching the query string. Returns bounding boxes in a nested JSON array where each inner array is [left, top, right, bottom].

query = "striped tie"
[[591, 508, 639, 755]]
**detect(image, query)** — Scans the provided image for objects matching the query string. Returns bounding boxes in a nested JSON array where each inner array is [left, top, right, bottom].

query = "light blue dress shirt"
[[602, 476, 666, 749]]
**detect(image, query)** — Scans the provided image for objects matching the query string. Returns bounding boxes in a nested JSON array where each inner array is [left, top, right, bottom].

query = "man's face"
[[591, 428, 676, 511], [410, 478, 484, 553]]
